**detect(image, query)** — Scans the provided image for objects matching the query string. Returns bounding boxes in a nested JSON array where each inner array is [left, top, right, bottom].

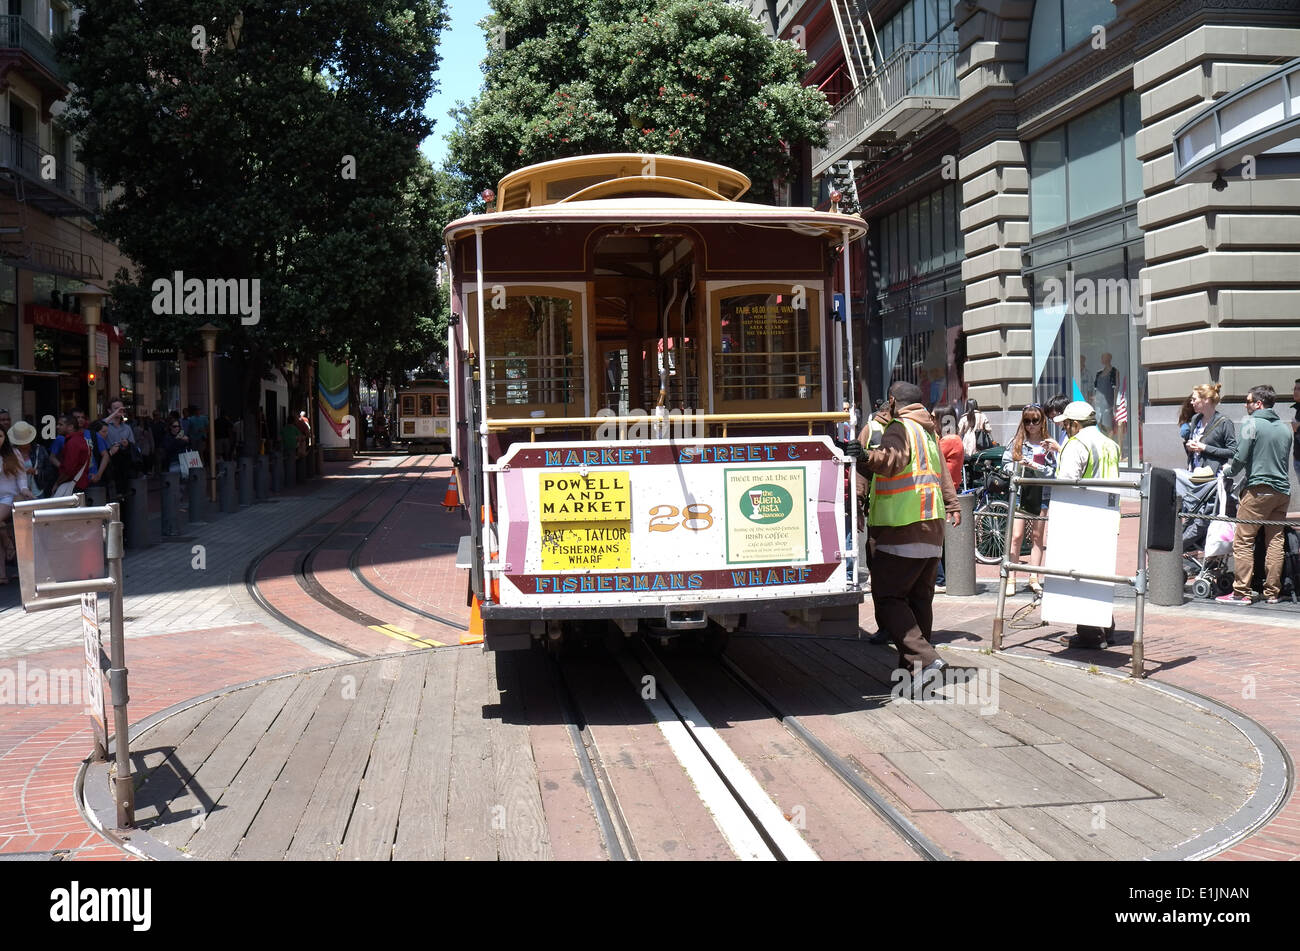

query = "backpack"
[[1252, 526, 1300, 602], [34, 444, 59, 497]]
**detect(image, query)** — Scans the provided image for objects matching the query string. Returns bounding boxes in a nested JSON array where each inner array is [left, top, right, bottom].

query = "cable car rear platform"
[[79, 618, 1283, 862]]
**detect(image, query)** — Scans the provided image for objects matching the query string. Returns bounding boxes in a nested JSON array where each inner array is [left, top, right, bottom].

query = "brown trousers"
[[869, 548, 940, 670], [1232, 485, 1292, 599]]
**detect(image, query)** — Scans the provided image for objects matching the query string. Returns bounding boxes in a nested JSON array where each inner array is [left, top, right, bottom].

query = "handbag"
[[53, 458, 88, 498], [1204, 477, 1235, 558], [178, 450, 203, 476], [975, 429, 995, 452]]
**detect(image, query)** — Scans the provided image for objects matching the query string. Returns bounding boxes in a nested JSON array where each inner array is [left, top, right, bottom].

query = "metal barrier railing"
[[992, 466, 1151, 679]]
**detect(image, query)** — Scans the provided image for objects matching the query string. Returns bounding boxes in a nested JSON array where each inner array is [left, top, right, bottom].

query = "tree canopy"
[[58, 0, 450, 397], [447, 0, 829, 203]]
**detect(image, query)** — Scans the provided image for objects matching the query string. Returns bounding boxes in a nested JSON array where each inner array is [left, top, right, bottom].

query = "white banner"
[[493, 436, 850, 608]]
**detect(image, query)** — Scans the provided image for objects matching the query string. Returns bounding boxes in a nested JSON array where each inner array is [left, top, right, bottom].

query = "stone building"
[[756, 0, 1300, 482]]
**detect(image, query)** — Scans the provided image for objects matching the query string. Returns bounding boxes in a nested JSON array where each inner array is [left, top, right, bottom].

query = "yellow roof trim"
[[495, 153, 751, 210], [558, 176, 730, 203]]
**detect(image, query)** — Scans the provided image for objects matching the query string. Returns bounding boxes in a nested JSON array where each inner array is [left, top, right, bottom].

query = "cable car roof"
[[445, 196, 867, 244]]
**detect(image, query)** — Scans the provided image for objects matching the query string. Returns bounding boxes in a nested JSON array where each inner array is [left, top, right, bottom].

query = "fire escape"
[[817, 0, 959, 188]]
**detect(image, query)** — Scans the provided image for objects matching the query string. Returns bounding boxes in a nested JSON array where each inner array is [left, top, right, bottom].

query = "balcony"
[[0, 125, 103, 217], [812, 43, 958, 178], [0, 15, 69, 116]]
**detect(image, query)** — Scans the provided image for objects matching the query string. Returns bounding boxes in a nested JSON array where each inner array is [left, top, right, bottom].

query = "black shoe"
[[867, 629, 891, 645], [1059, 633, 1108, 650]]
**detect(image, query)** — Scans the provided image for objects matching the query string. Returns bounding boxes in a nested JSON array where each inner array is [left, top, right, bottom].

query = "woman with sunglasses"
[[1003, 404, 1058, 596]]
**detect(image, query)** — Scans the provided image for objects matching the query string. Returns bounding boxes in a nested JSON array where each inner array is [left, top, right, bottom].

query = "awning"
[[23, 304, 126, 344]]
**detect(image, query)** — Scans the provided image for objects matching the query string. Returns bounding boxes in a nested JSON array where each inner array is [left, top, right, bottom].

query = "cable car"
[[443, 153, 868, 651], [395, 379, 451, 451]]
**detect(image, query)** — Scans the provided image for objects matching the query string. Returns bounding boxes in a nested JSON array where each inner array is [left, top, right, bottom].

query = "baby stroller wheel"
[[1215, 574, 1234, 595], [1192, 578, 1213, 600]]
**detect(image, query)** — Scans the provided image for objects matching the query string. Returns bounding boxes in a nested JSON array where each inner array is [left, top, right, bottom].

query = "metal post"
[[946, 493, 976, 596], [284, 450, 296, 489], [124, 475, 150, 550], [1148, 475, 1185, 607], [254, 454, 269, 500], [238, 458, 253, 506], [992, 471, 1020, 650], [160, 472, 180, 536], [187, 469, 206, 523], [219, 460, 237, 513], [269, 449, 282, 493], [1131, 465, 1151, 679], [105, 505, 134, 828]]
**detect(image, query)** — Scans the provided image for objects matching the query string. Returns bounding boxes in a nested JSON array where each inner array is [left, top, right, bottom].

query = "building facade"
[[760, 0, 1300, 483]]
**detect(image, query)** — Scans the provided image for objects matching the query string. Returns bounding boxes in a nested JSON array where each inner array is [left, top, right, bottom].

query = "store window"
[[1027, 0, 1117, 73]]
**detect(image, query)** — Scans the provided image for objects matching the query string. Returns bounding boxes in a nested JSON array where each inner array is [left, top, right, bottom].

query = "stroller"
[[1182, 475, 1237, 599]]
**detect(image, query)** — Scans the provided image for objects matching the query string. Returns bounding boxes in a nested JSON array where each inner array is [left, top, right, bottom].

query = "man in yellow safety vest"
[[845, 381, 961, 689], [1052, 400, 1122, 649]]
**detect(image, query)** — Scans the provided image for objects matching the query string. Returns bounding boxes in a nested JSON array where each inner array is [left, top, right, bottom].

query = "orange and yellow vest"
[[868, 417, 946, 527]]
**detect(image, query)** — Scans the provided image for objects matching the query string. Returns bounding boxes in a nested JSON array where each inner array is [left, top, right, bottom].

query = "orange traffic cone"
[[443, 471, 460, 511], [462, 594, 485, 645]]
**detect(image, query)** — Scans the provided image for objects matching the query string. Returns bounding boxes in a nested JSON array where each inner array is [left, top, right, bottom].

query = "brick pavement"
[[355, 457, 472, 626], [0, 456, 393, 859]]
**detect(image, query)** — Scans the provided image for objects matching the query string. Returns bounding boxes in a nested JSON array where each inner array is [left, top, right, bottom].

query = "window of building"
[[1029, 93, 1142, 237], [873, 0, 956, 64], [1027, 0, 1117, 73], [0, 264, 14, 367]]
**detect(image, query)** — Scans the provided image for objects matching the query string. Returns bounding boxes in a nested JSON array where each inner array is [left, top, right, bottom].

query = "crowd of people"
[[0, 403, 316, 584]]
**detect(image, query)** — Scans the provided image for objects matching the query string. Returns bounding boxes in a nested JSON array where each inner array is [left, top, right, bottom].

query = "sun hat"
[[7, 420, 36, 446], [1053, 400, 1096, 424], [1189, 465, 1216, 484]]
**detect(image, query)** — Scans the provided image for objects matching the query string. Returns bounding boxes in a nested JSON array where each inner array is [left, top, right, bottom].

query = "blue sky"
[[420, 0, 493, 168]]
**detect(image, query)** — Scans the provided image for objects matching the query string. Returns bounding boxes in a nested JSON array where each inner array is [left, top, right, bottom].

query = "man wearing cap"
[[1217, 385, 1293, 605], [844, 381, 961, 687], [1053, 400, 1121, 648]]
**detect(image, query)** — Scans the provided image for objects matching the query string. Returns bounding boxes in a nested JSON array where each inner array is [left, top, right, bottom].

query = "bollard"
[[161, 472, 182, 536], [255, 455, 270, 500], [284, 451, 296, 490], [124, 475, 151, 550], [945, 493, 977, 596], [219, 460, 237, 513], [296, 455, 307, 483], [269, 450, 283, 493], [238, 458, 253, 506], [187, 469, 207, 523], [1148, 545, 1185, 606]]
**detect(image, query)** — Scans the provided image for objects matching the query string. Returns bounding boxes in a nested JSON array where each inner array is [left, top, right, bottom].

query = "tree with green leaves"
[[448, 0, 828, 203], [58, 0, 449, 427]]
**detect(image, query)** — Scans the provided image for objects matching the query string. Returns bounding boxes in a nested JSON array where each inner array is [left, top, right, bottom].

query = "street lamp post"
[[198, 323, 220, 502], [74, 283, 109, 417]]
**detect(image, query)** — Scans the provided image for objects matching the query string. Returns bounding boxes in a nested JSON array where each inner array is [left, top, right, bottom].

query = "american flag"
[[1115, 378, 1129, 425]]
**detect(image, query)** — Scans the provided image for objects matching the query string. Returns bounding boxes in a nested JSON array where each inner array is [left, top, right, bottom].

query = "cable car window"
[[418, 394, 433, 416], [716, 290, 819, 403], [435, 395, 449, 415], [401, 395, 416, 416], [483, 295, 578, 406]]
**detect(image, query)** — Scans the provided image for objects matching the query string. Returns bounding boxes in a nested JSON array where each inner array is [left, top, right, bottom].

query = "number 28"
[[648, 504, 714, 532]]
